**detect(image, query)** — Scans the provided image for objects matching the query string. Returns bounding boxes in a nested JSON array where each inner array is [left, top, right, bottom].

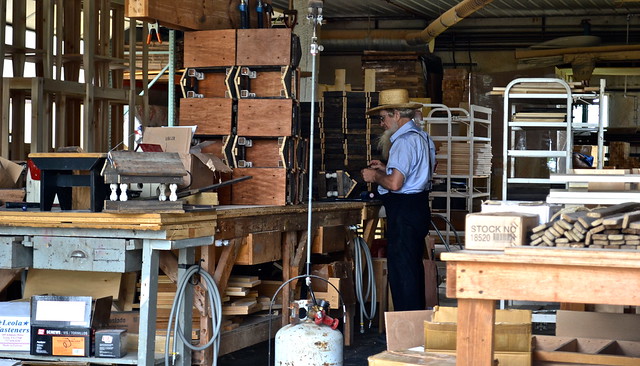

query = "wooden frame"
[[441, 247, 640, 366]]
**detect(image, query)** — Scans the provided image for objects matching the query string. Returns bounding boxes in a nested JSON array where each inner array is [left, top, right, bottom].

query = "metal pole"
[[305, 2, 323, 280], [168, 30, 176, 126]]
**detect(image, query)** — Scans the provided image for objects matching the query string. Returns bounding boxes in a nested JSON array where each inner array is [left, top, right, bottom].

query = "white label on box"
[[35, 300, 87, 322], [0, 316, 30, 351]]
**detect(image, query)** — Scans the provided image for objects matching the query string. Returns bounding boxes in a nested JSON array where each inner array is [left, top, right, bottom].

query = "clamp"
[[146, 21, 162, 44]]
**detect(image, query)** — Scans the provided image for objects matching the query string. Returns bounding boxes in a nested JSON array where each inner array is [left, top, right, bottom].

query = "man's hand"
[[368, 160, 385, 171], [361, 167, 378, 183]]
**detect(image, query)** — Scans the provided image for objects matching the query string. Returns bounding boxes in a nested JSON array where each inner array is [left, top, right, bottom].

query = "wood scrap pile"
[[529, 202, 640, 249], [435, 142, 492, 176], [221, 275, 263, 316]]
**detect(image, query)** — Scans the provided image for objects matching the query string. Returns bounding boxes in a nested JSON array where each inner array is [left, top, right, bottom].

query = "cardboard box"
[[533, 335, 640, 366], [0, 301, 30, 351], [142, 127, 231, 189], [481, 200, 560, 225], [384, 310, 433, 352], [368, 349, 456, 366], [424, 306, 532, 366], [95, 329, 127, 358], [556, 310, 640, 341], [0, 157, 24, 189], [30, 296, 111, 357], [107, 311, 140, 334], [465, 212, 539, 250]]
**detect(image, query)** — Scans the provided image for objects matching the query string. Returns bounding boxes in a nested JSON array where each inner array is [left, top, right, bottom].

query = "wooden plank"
[[23, 269, 122, 300], [126, 0, 237, 31], [183, 30, 236, 67], [236, 99, 293, 137], [108, 151, 187, 176], [516, 44, 640, 59], [587, 203, 640, 218], [179, 98, 233, 135], [213, 237, 242, 294], [218, 315, 282, 356], [236, 29, 292, 66], [456, 298, 496, 366]]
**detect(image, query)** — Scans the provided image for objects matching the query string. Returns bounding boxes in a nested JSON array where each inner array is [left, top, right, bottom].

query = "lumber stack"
[[529, 202, 640, 249], [489, 81, 597, 96], [361, 52, 427, 96], [318, 91, 381, 197], [435, 142, 492, 176]]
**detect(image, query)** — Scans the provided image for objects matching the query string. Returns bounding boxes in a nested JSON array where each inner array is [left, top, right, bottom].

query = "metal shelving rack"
[[502, 78, 574, 200], [423, 103, 492, 239], [502, 78, 606, 201]]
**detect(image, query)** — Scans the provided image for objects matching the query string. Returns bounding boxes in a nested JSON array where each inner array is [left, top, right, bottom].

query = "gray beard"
[[377, 126, 398, 160]]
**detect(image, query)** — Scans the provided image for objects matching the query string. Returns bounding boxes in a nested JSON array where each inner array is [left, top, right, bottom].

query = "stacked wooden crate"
[[180, 28, 304, 205], [318, 91, 381, 198], [442, 68, 469, 108]]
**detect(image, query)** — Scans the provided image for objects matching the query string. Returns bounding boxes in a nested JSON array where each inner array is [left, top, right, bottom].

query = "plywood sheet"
[[231, 167, 288, 205], [236, 29, 292, 66], [237, 99, 293, 136], [179, 98, 233, 135], [184, 29, 236, 67]]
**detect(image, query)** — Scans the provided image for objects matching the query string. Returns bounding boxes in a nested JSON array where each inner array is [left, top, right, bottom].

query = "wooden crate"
[[236, 28, 293, 66], [179, 98, 233, 135], [236, 231, 282, 265], [233, 137, 292, 169], [236, 99, 295, 137], [231, 167, 291, 205], [312, 226, 347, 254], [533, 335, 640, 365], [234, 66, 298, 99], [193, 68, 234, 98], [184, 29, 236, 67]]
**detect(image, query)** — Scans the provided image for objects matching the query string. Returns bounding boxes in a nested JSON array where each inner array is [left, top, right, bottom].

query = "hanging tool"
[[146, 21, 162, 44], [239, 0, 250, 29], [256, 0, 265, 28]]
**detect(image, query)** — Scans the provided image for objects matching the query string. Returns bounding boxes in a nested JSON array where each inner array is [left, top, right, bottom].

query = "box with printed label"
[[29, 295, 111, 357], [95, 329, 127, 358], [465, 212, 539, 250], [0, 302, 30, 351], [31, 326, 91, 357]]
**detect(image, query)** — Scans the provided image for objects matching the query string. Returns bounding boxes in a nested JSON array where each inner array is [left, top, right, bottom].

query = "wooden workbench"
[[0, 201, 378, 365], [441, 246, 640, 366]]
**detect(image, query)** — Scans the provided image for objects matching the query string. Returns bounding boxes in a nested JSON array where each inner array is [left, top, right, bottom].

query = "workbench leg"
[[138, 241, 159, 366], [456, 298, 495, 366], [177, 247, 195, 366], [282, 231, 296, 326]]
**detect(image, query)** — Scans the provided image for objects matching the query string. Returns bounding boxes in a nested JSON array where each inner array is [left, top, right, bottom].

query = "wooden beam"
[[125, 0, 235, 31], [456, 299, 496, 366], [516, 44, 640, 59], [282, 231, 296, 326]]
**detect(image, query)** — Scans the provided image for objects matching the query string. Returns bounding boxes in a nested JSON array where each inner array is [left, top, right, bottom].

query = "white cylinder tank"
[[274, 318, 343, 366]]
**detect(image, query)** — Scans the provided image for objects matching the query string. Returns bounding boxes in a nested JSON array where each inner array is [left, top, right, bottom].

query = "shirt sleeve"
[[386, 135, 416, 179]]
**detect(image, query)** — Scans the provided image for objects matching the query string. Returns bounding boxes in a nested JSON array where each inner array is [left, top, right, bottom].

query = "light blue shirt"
[[378, 119, 435, 195]]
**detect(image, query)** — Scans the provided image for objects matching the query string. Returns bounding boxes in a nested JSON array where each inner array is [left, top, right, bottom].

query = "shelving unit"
[[423, 103, 492, 234], [502, 78, 605, 201], [502, 78, 574, 200]]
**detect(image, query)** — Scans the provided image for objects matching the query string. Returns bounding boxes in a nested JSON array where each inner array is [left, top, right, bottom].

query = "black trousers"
[[381, 191, 431, 311]]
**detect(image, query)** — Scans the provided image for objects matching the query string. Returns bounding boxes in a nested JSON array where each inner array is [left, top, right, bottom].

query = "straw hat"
[[366, 89, 423, 115]]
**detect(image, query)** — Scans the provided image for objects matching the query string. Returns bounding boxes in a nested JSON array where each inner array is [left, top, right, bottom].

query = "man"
[[361, 89, 436, 311]]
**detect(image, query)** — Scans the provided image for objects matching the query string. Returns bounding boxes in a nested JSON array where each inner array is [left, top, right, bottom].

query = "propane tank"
[[274, 300, 343, 366]]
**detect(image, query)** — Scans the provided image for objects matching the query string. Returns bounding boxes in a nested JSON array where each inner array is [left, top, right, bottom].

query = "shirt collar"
[[390, 119, 420, 143]]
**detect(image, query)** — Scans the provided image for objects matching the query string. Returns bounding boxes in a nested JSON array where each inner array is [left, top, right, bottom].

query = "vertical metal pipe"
[[168, 30, 176, 126]]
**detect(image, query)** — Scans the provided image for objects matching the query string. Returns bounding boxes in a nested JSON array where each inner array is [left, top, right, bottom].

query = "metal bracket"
[[186, 90, 204, 98], [187, 68, 205, 80], [237, 137, 253, 147], [237, 160, 253, 168], [240, 90, 256, 98], [240, 67, 257, 79]]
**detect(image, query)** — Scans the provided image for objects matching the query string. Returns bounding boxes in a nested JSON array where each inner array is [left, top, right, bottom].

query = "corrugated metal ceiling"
[[270, 0, 640, 20]]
